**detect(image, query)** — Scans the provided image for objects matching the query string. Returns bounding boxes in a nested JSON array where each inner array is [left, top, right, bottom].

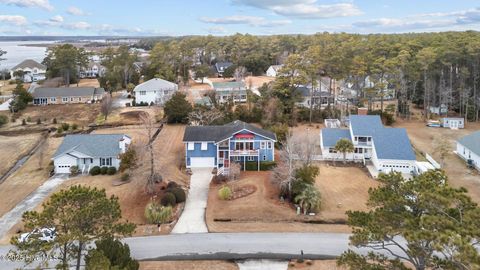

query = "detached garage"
[[189, 157, 215, 168]]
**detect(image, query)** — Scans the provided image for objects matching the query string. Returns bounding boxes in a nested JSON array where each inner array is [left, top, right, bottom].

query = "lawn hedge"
[[244, 161, 277, 171]]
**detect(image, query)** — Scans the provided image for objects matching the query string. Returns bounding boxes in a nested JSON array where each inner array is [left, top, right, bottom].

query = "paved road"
[[0, 176, 69, 239], [0, 232, 407, 269], [0, 98, 12, 111], [237, 260, 288, 270], [171, 168, 213, 233]]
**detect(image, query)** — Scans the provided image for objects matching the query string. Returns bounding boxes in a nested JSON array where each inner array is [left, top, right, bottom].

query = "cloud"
[[97, 24, 162, 35], [200, 15, 291, 27], [353, 7, 480, 32], [50, 15, 63, 23], [63, 21, 91, 30], [33, 15, 64, 27], [0, 0, 53, 11], [232, 0, 362, 19], [206, 26, 228, 34], [0, 15, 27, 26], [67, 6, 87, 16]]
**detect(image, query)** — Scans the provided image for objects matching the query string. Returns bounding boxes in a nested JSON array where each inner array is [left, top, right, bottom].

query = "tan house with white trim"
[[32, 87, 105, 105]]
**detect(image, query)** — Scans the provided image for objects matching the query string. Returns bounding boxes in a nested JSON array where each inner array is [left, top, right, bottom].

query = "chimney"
[[358, 107, 368, 116], [119, 138, 126, 153]]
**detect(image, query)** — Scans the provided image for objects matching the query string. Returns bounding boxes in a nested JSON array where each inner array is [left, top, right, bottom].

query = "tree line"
[[138, 31, 480, 121]]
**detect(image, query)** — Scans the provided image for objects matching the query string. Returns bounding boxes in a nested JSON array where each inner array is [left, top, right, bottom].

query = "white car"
[[19, 228, 56, 243]]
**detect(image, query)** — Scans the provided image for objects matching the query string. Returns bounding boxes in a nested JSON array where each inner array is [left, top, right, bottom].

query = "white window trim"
[[267, 142, 273, 149], [187, 142, 194, 150], [201, 142, 208, 151], [260, 142, 266, 149]]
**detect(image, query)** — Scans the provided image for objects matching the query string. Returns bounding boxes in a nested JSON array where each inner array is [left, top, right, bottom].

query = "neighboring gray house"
[[10, 59, 47, 83], [295, 86, 334, 108], [211, 81, 247, 104], [214, 62, 233, 77], [52, 134, 131, 174], [32, 87, 105, 105], [133, 78, 178, 105], [456, 131, 480, 171]]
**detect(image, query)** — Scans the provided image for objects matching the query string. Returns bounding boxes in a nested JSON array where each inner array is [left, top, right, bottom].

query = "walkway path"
[[0, 175, 69, 238], [171, 168, 213, 233]]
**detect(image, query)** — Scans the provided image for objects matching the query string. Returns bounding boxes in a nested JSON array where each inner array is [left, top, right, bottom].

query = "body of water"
[[0, 41, 54, 70]]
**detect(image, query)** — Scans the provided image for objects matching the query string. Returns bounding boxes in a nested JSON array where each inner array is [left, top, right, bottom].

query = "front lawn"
[[206, 165, 377, 233]]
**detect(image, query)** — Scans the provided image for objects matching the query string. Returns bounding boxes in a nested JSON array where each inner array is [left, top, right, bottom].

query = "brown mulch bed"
[[230, 184, 257, 200]]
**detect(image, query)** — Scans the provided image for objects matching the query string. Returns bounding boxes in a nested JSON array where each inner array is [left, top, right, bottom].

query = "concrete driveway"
[[0, 98, 12, 111], [113, 90, 133, 108], [171, 168, 213, 234], [0, 175, 69, 238]]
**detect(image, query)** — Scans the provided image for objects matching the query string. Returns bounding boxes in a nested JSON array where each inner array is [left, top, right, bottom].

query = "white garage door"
[[190, 157, 215, 168], [55, 164, 71, 174]]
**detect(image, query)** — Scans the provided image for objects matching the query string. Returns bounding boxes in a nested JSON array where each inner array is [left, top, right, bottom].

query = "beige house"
[[32, 87, 105, 105]]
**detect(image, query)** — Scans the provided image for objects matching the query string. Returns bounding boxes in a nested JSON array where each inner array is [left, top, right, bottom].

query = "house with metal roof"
[[32, 87, 105, 105], [456, 131, 480, 171], [10, 59, 47, 83], [183, 120, 277, 175], [211, 81, 247, 104], [320, 115, 417, 175], [52, 134, 131, 174], [133, 78, 178, 105]]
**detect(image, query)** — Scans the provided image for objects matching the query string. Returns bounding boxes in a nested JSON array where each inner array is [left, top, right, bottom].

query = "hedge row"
[[244, 161, 277, 171]]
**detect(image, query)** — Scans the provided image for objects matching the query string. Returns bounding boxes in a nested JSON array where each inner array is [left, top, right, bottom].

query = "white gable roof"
[[133, 78, 178, 93]]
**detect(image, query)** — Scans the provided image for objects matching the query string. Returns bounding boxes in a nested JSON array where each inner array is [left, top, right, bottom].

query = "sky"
[[0, 0, 479, 36]]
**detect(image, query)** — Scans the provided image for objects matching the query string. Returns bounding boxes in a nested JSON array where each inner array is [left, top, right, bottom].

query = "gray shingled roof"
[[33, 87, 105, 98], [458, 131, 480, 156], [133, 78, 177, 93], [183, 120, 276, 142], [53, 134, 127, 158], [11, 59, 46, 70]]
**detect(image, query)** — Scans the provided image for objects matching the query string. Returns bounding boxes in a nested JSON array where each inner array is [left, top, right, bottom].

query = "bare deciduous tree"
[[271, 131, 299, 199], [433, 135, 452, 167], [229, 162, 241, 182], [101, 94, 113, 121], [188, 108, 223, 126], [140, 113, 162, 194], [234, 66, 247, 82]]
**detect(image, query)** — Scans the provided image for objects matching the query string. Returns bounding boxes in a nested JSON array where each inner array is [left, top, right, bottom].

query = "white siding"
[[456, 142, 480, 171]]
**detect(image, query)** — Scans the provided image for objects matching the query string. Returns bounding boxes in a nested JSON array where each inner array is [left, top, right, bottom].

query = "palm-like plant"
[[294, 184, 321, 214], [334, 138, 355, 164]]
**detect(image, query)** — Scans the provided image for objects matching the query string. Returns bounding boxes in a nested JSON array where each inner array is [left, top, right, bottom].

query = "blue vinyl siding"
[[186, 142, 218, 165]]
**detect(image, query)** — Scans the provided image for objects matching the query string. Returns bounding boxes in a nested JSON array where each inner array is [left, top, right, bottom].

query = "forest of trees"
[[137, 31, 480, 122]]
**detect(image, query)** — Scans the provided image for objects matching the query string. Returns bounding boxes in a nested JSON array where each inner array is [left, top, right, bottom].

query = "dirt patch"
[[288, 260, 347, 270], [0, 133, 42, 177], [140, 261, 239, 270], [207, 165, 374, 233], [394, 119, 480, 203], [69, 79, 100, 88]]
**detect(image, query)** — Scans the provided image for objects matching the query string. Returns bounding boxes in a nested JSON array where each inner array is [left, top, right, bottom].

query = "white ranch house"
[[266, 65, 283, 77], [52, 134, 131, 174], [456, 131, 480, 171], [133, 78, 178, 105]]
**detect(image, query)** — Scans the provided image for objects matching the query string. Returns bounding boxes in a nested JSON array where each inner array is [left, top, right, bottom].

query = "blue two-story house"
[[183, 121, 277, 175]]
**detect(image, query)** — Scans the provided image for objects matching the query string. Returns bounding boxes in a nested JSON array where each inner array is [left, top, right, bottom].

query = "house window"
[[234, 156, 241, 161], [187, 142, 194, 150], [78, 97, 81, 101], [247, 156, 255, 161], [267, 142, 273, 149], [70, 97, 74, 102], [50, 97, 56, 102], [263, 155, 267, 161], [260, 142, 266, 149], [139, 91, 146, 96], [354, 148, 363, 154], [201, 142, 208, 151], [100, 158, 112, 166], [329, 148, 337, 153], [62, 97, 68, 102]]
